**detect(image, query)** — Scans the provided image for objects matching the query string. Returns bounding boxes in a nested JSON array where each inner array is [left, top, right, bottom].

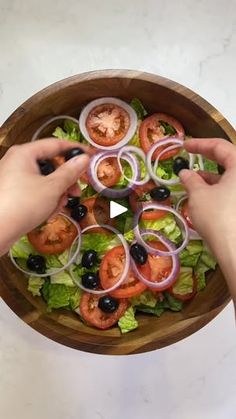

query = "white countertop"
[[0, 1, 236, 418]]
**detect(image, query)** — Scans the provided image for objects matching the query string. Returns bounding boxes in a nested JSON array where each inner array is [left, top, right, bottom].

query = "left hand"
[[0, 138, 90, 255]]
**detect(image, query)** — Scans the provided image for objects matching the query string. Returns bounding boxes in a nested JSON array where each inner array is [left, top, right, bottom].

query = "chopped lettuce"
[[115, 161, 133, 188], [130, 98, 148, 120], [172, 267, 193, 296], [204, 158, 218, 174], [81, 184, 97, 199], [180, 240, 203, 267], [53, 120, 81, 142], [58, 250, 69, 266], [129, 131, 140, 147], [194, 245, 216, 291], [11, 236, 36, 259], [131, 290, 158, 308], [160, 120, 176, 136], [118, 307, 138, 334], [45, 254, 62, 269], [135, 301, 166, 317], [50, 270, 75, 287], [42, 281, 71, 310], [70, 288, 82, 310], [141, 214, 182, 244], [164, 292, 183, 311], [81, 233, 116, 254], [28, 276, 44, 296]]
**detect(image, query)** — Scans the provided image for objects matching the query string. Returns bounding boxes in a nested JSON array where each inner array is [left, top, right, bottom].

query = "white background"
[[0, 1, 236, 418]]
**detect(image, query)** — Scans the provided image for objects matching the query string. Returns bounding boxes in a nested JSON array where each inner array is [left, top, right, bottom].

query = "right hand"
[[179, 138, 236, 253]]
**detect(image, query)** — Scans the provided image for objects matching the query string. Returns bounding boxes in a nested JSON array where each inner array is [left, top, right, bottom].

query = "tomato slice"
[[27, 215, 77, 255], [139, 113, 185, 161], [146, 241, 178, 291], [81, 157, 121, 187], [181, 200, 194, 229], [79, 196, 114, 234], [129, 181, 171, 221], [100, 246, 149, 298], [86, 103, 130, 146], [80, 292, 128, 330], [169, 274, 197, 301]]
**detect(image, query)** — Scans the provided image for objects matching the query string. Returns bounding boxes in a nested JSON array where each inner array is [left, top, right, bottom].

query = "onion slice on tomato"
[[147, 138, 195, 186], [9, 213, 81, 278], [31, 115, 80, 142], [69, 224, 130, 295], [79, 97, 138, 150], [87, 151, 140, 198], [131, 229, 180, 290], [117, 145, 150, 186], [134, 203, 189, 256], [175, 195, 202, 240]]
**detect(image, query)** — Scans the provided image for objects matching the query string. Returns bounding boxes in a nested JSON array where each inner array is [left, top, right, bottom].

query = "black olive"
[[81, 272, 100, 289], [150, 186, 170, 201], [38, 159, 55, 176], [71, 204, 88, 221], [82, 250, 98, 269], [66, 196, 80, 209], [173, 157, 189, 175], [98, 296, 119, 313], [130, 243, 148, 265], [64, 148, 85, 161], [27, 254, 46, 274]]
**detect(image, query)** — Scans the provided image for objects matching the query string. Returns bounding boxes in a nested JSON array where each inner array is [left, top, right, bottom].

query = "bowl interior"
[[0, 71, 233, 355]]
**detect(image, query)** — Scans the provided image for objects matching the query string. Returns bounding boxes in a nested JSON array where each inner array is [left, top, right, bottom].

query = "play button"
[[110, 201, 128, 219]]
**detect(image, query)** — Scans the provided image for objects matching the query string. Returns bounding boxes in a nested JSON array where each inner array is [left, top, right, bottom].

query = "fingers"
[[197, 170, 221, 185], [21, 138, 92, 159], [184, 138, 235, 168], [49, 153, 90, 194], [179, 169, 206, 193], [67, 183, 81, 197]]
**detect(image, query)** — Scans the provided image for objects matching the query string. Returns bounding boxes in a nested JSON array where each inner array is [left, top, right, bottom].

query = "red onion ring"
[[69, 224, 130, 295], [31, 115, 80, 142], [79, 97, 138, 150], [117, 146, 150, 186], [87, 150, 140, 198], [131, 229, 180, 290], [133, 202, 189, 256], [175, 195, 202, 240], [147, 138, 195, 186], [9, 213, 81, 278]]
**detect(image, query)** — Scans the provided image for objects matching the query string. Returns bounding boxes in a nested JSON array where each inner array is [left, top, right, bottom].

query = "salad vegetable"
[[9, 97, 218, 334]]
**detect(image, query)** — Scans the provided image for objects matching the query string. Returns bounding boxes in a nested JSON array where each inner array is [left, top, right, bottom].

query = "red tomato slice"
[[27, 215, 77, 255], [181, 200, 194, 229], [129, 181, 171, 221], [80, 157, 121, 187], [80, 292, 128, 330], [86, 103, 130, 146], [100, 246, 149, 298], [79, 197, 114, 234], [146, 241, 178, 291], [139, 113, 185, 161], [169, 274, 197, 301]]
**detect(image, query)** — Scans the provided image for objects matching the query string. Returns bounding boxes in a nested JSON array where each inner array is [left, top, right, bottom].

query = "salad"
[[10, 97, 218, 334]]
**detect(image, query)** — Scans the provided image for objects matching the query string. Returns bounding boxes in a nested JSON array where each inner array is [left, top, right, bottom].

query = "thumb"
[[179, 169, 206, 193], [49, 154, 90, 193]]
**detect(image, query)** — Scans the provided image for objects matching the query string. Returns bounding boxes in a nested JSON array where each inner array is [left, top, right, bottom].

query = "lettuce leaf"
[[194, 245, 217, 291], [53, 120, 81, 142], [81, 233, 116, 254], [180, 240, 203, 267], [204, 158, 218, 174], [130, 290, 158, 308], [164, 292, 183, 311], [129, 131, 140, 147], [50, 270, 75, 287], [135, 302, 165, 317], [11, 236, 36, 259], [70, 288, 82, 310], [118, 307, 138, 334], [28, 276, 44, 296], [41, 281, 71, 310], [172, 267, 193, 296], [141, 214, 182, 244], [45, 254, 62, 269], [130, 98, 148, 120]]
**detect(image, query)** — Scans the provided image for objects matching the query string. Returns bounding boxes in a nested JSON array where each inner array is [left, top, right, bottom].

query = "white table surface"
[[0, 1, 236, 418]]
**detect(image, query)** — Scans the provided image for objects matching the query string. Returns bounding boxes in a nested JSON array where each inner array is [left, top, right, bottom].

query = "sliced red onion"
[[31, 115, 80, 142], [175, 195, 202, 240], [134, 203, 189, 256], [9, 213, 81, 278], [69, 224, 130, 295], [87, 150, 139, 198], [79, 97, 138, 150], [131, 229, 180, 290], [117, 145, 150, 186]]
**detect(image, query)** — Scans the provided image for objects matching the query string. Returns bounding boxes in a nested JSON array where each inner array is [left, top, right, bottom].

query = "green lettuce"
[[204, 158, 218, 174], [131, 290, 158, 308], [135, 301, 166, 317], [164, 292, 183, 311], [70, 288, 82, 310], [172, 267, 193, 296], [129, 131, 140, 147], [81, 233, 116, 254], [81, 185, 97, 198], [130, 98, 148, 120], [45, 254, 62, 269], [180, 240, 203, 267], [160, 120, 176, 136], [194, 245, 217, 291], [11, 236, 36, 259], [53, 120, 81, 142], [141, 214, 182, 244], [28, 276, 44, 296], [42, 281, 71, 310], [118, 307, 138, 334], [50, 271, 75, 287]]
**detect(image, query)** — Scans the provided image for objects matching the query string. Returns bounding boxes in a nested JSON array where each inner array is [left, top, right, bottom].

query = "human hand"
[[179, 138, 236, 253], [0, 139, 89, 255]]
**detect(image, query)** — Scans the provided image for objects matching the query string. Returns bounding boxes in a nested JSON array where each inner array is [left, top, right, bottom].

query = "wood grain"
[[0, 70, 235, 355]]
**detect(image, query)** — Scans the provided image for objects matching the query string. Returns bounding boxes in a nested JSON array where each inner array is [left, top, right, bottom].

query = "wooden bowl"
[[0, 70, 235, 355]]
